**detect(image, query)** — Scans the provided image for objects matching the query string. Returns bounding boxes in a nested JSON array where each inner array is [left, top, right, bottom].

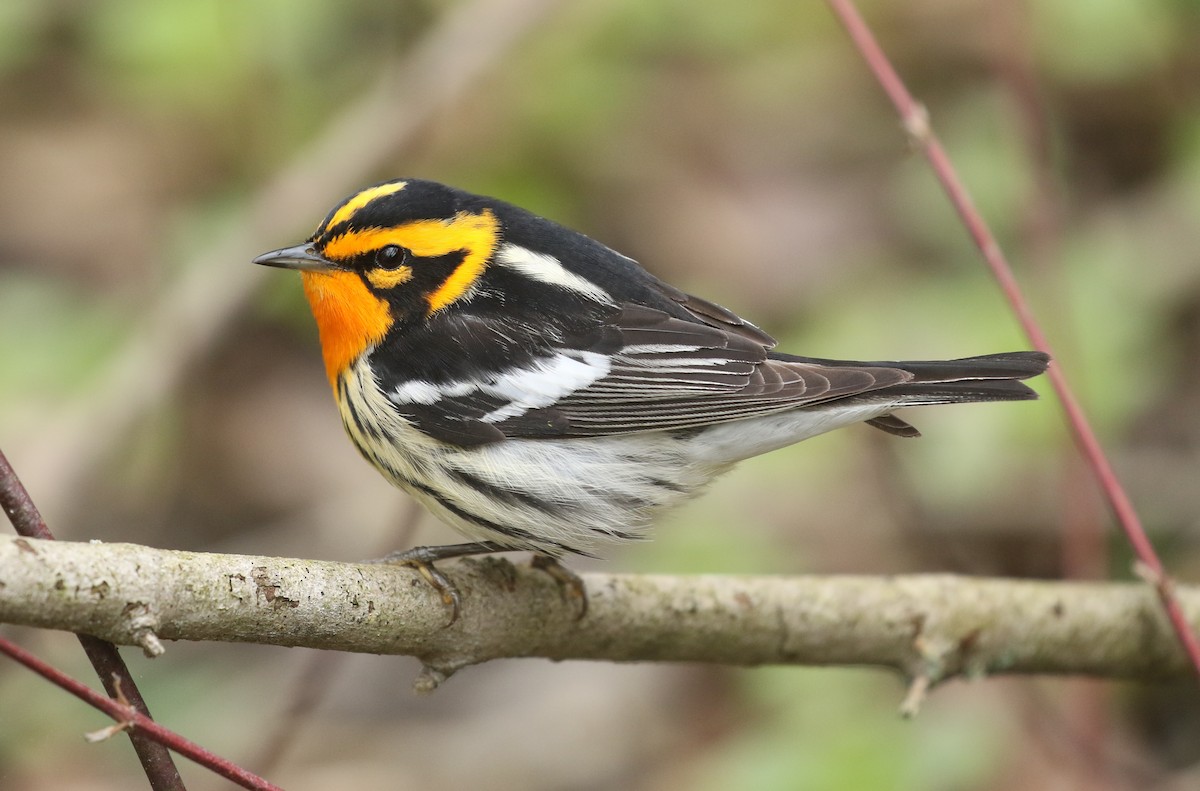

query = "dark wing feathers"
[[452, 304, 915, 441], [366, 189, 1049, 447], [381, 288, 1048, 446], [666, 290, 778, 348]]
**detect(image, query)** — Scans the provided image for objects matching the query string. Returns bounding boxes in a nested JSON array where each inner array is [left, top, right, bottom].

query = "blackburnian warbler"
[[254, 178, 1048, 620]]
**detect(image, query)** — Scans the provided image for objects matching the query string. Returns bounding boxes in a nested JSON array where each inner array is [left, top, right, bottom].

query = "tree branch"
[[1, 536, 1193, 691], [1, 450, 184, 790]]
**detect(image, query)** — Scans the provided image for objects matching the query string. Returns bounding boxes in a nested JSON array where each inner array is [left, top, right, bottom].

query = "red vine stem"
[[0, 637, 282, 791], [0, 448, 187, 788], [826, 0, 1200, 677]]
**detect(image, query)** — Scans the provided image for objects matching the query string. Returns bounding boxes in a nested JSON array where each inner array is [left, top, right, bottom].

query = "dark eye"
[[375, 245, 408, 269]]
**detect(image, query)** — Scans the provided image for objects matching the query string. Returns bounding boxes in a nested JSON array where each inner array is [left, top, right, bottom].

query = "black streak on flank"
[[446, 468, 563, 514], [402, 479, 580, 556], [339, 379, 385, 443]]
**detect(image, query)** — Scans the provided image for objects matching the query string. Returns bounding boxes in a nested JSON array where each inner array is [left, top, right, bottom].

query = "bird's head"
[[254, 179, 502, 386]]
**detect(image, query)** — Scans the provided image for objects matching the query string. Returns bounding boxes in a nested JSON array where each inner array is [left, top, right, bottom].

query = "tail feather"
[[828, 351, 1050, 438], [865, 413, 922, 437], [892, 351, 1050, 383], [786, 350, 1050, 383], [882, 377, 1041, 403]]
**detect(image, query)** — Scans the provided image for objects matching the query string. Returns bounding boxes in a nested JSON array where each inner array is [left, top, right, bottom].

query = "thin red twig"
[[826, 0, 1200, 676], [0, 637, 282, 791], [0, 449, 186, 788]]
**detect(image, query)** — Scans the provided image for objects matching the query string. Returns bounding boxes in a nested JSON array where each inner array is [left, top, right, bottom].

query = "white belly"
[[332, 359, 890, 556]]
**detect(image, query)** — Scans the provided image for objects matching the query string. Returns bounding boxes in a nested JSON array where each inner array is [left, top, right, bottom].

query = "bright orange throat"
[[300, 270, 392, 388]]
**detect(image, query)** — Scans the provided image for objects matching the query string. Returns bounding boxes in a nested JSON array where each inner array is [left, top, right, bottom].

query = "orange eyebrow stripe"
[[322, 209, 500, 314], [322, 181, 408, 233]]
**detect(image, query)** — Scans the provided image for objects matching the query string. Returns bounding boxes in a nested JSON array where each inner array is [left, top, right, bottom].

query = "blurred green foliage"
[[698, 669, 1005, 791]]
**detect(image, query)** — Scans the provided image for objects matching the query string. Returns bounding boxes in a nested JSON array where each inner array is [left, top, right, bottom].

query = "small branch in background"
[[2, 537, 1197, 690], [825, 0, 1200, 678], [251, 495, 425, 774], [0, 449, 184, 790], [987, 2, 1117, 778], [251, 650, 348, 774], [0, 637, 281, 791]]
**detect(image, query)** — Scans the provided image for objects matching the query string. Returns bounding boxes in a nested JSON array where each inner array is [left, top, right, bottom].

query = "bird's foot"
[[372, 541, 507, 626], [530, 554, 588, 620]]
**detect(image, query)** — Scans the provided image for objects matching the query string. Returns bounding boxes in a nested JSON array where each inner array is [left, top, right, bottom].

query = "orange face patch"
[[301, 270, 392, 388]]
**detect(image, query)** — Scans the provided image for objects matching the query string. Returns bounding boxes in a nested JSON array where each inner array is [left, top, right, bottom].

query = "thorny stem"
[[826, 0, 1200, 678]]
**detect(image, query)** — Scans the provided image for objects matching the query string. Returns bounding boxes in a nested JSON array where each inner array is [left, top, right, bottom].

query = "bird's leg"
[[530, 554, 588, 620], [371, 541, 508, 625]]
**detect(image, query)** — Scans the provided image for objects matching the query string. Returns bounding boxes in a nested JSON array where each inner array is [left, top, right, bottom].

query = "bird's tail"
[[788, 351, 1051, 437], [879, 350, 1048, 399]]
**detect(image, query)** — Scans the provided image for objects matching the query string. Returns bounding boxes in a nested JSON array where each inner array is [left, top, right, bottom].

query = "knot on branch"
[[120, 601, 164, 658]]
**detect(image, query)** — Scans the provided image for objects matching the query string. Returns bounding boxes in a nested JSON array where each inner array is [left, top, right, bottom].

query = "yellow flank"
[[322, 181, 408, 234], [322, 209, 500, 314], [301, 270, 393, 388], [366, 264, 414, 289]]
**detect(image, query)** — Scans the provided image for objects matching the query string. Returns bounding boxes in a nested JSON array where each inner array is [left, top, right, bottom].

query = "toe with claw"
[[371, 541, 507, 626], [531, 554, 589, 620]]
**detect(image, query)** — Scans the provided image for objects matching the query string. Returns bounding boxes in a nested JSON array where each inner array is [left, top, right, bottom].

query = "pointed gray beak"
[[252, 243, 336, 272]]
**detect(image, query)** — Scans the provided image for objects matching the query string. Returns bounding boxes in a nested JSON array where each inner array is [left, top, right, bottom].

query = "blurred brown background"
[[2, 0, 1199, 788]]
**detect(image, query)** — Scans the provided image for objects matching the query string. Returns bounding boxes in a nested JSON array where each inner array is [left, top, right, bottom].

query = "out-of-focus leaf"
[[697, 668, 1005, 791], [1033, 0, 1179, 81]]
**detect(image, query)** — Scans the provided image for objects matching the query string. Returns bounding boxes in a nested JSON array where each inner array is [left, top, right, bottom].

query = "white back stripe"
[[389, 350, 612, 423], [494, 243, 612, 302]]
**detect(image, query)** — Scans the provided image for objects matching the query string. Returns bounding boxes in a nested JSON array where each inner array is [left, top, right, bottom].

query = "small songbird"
[[254, 178, 1049, 618]]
